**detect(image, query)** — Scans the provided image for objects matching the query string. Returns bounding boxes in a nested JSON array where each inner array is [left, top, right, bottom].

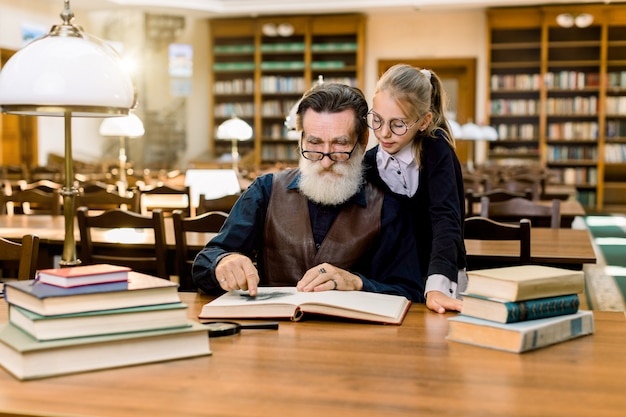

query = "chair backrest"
[[480, 196, 561, 229], [466, 188, 533, 217], [0, 234, 40, 281], [172, 209, 228, 291], [197, 193, 240, 215], [18, 179, 63, 193], [140, 184, 193, 216], [76, 187, 141, 213], [464, 216, 531, 267], [76, 207, 168, 279], [463, 173, 491, 194], [495, 173, 543, 200], [1, 187, 61, 215]]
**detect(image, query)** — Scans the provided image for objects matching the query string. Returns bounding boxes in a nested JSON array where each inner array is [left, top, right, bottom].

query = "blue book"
[[3, 272, 180, 316], [460, 293, 580, 323]]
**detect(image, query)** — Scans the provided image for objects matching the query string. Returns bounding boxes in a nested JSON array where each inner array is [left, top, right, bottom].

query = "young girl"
[[364, 64, 467, 313]]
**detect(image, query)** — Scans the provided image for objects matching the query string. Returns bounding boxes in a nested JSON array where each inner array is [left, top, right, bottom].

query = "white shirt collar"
[[376, 145, 419, 197]]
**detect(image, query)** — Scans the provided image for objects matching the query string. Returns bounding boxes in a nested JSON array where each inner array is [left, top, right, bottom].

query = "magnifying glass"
[[202, 321, 279, 337]]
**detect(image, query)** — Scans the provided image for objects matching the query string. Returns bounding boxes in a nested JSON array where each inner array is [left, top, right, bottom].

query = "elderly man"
[[192, 83, 424, 302]]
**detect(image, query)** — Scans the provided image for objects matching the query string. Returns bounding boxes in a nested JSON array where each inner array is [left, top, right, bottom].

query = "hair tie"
[[420, 69, 431, 80]]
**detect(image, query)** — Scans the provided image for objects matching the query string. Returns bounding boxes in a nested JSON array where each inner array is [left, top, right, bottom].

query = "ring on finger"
[[319, 267, 326, 274], [330, 279, 337, 290]]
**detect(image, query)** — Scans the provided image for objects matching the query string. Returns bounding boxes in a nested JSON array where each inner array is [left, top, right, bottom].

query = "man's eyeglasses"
[[301, 141, 359, 162], [366, 110, 418, 136]]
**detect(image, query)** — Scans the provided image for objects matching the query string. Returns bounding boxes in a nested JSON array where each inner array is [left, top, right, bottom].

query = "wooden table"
[[0, 292, 623, 417], [465, 227, 596, 270], [0, 214, 596, 270]]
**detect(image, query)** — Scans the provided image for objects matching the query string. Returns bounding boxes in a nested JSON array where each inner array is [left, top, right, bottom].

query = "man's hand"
[[426, 291, 462, 314], [297, 263, 363, 292], [215, 254, 260, 296]]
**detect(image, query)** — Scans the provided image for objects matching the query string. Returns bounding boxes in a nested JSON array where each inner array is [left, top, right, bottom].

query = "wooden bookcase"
[[487, 4, 626, 212], [209, 14, 365, 171]]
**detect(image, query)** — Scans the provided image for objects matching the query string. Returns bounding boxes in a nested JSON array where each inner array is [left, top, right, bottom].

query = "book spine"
[[520, 312, 594, 352], [505, 294, 579, 323]]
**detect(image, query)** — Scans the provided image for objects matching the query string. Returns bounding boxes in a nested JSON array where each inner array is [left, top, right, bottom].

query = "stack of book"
[[446, 265, 595, 353], [0, 264, 211, 380]]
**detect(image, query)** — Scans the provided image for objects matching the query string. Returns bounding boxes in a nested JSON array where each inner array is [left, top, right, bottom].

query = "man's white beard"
[[298, 150, 364, 206]]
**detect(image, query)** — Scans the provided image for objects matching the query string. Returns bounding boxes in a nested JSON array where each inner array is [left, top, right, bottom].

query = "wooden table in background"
[[0, 292, 623, 416], [465, 227, 597, 270], [0, 215, 596, 270]]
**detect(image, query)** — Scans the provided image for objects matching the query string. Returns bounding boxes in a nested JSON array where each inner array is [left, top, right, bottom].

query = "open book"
[[199, 287, 411, 324]]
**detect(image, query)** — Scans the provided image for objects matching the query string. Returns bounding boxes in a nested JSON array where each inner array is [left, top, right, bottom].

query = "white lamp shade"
[[481, 125, 499, 141], [556, 13, 575, 28], [0, 34, 135, 117], [448, 120, 462, 138], [460, 122, 483, 141], [575, 13, 594, 28], [99, 113, 145, 137], [284, 101, 299, 131], [217, 116, 253, 141]]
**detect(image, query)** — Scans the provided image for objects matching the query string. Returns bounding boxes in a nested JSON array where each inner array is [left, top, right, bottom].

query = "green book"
[[0, 322, 211, 380], [460, 293, 580, 323], [9, 302, 189, 341]]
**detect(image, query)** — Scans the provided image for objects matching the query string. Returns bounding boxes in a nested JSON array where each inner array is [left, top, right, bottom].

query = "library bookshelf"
[[487, 4, 626, 212]]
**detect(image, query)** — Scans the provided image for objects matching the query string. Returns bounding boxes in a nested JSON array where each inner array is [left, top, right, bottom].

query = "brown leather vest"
[[262, 169, 383, 286]]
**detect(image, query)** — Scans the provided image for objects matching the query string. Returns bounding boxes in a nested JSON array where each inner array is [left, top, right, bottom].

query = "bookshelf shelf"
[[209, 14, 364, 170], [487, 4, 626, 211]]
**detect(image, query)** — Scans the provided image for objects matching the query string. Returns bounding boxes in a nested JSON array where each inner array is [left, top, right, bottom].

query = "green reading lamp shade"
[[0, 3, 135, 116]]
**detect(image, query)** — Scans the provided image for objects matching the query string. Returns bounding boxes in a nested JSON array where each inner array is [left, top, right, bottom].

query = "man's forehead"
[[302, 109, 356, 140]]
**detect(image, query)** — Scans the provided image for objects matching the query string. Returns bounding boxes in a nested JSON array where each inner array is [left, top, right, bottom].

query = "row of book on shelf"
[[0, 264, 212, 380], [491, 71, 626, 91], [446, 265, 594, 353]]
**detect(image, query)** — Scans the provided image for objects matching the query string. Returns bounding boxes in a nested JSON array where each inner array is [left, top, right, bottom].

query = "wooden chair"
[[139, 184, 193, 217], [0, 234, 40, 281], [197, 193, 240, 215], [464, 216, 531, 269], [480, 196, 562, 229], [172, 209, 228, 291], [76, 185, 141, 213], [76, 207, 168, 279], [463, 173, 491, 195], [466, 188, 532, 217], [495, 173, 544, 200], [0, 187, 61, 215]]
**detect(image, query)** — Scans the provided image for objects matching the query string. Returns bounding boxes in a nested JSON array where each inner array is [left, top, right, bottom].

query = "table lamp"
[[99, 112, 145, 192], [216, 116, 253, 173], [0, 0, 136, 266], [458, 121, 498, 173]]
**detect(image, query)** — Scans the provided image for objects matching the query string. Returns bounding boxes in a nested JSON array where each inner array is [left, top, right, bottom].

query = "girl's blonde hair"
[[375, 64, 455, 165]]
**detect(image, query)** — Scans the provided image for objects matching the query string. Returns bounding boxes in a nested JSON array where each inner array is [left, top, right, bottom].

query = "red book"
[[36, 264, 130, 288]]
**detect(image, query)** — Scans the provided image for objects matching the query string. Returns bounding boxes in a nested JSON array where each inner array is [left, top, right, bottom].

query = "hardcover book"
[[199, 287, 411, 324], [0, 322, 211, 380], [460, 293, 580, 324], [9, 302, 189, 341], [465, 265, 584, 302], [446, 310, 594, 353], [3, 272, 180, 316], [36, 264, 130, 288]]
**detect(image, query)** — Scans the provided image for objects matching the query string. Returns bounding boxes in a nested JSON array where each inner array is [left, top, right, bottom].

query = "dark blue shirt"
[[192, 172, 425, 302]]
